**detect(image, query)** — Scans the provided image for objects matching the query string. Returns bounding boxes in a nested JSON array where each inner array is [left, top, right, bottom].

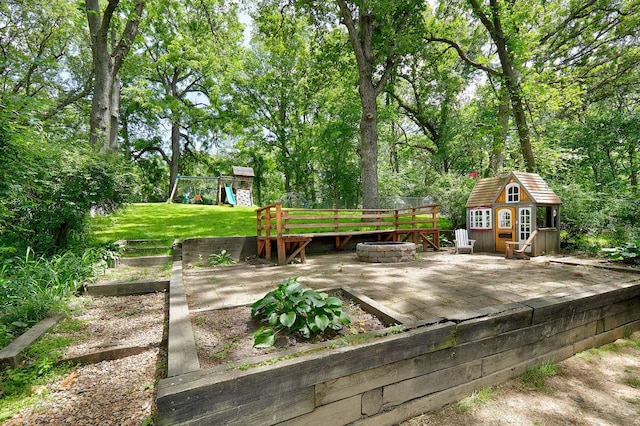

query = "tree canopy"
[[2, 0, 640, 252]]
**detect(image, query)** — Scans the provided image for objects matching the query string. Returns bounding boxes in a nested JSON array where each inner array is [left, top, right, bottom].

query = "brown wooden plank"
[[382, 360, 482, 409], [286, 239, 312, 264], [278, 395, 362, 426]]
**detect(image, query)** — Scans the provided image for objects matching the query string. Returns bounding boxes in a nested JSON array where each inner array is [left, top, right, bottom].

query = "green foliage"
[[0, 329, 78, 422], [554, 182, 639, 250], [602, 241, 640, 265], [208, 250, 237, 267], [0, 94, 132, 255], [519, 361, 561, 391], [250, 277, 350, 348], [0, 247, 107, 349], [426, 173, 476, 229]]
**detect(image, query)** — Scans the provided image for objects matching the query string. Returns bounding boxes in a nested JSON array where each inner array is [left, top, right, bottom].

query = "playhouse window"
[[498, 210, 512, 228], [470, 208, 492, 229], [536, 206, 558, 228], [506, 183, 520, 203]]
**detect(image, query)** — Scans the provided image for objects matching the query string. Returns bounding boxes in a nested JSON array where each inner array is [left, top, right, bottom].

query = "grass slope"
[[89, 202, 451, 246], [89, 203, 257, 245]]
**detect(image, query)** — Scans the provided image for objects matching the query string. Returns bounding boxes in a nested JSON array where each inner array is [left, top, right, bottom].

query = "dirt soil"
[[402, 332, 640, 426], [191, 290, 388, 369]]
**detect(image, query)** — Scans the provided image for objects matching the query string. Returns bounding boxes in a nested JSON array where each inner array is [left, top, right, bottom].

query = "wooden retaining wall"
[[157, 280, 640, 425], [181, 237, 258, 264], [181, 235, 429, 266]]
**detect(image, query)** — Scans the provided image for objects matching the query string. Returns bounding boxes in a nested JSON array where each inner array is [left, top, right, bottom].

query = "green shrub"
[[0, 109, 133, 255], [426, 173, 475, 229], [0, 247, 107, 349], [250, 277, 351, 348], [602, 241, 640, 264]]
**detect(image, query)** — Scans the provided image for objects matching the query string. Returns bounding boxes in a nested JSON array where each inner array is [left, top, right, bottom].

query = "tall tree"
[[233, 5, 317, 196], [0, 0, 92, 122], [426, 0, 537, 172], [388, 35, 472, 175], [85, 0, 144, 152], [122, 0, 242, 194], [336, 0, 426, 208]]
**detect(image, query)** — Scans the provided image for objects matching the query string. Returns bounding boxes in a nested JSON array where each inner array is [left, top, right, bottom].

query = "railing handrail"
[[257, 204, 439, 237]]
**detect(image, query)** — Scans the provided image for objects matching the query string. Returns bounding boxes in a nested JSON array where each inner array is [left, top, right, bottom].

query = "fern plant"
[[250, 277, 350, 348]]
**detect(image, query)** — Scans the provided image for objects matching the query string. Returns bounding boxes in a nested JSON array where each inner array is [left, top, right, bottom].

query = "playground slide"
[[224, 185, 236, 205]]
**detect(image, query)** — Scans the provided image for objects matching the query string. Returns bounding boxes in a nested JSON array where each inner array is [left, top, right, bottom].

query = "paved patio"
[[183, 249, 640, 323]]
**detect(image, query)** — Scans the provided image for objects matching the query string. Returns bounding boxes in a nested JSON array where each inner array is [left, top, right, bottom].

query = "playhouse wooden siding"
[[466, 172, 561, 256]]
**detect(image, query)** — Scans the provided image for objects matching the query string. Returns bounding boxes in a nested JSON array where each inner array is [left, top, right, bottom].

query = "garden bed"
[[191, 289, 392, 370]]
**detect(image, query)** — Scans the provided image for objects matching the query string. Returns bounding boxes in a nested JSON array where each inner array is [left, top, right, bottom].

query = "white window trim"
[[498, 209, 512, 229], [506, 183, 520, 203], [469, 207, 492, 230]]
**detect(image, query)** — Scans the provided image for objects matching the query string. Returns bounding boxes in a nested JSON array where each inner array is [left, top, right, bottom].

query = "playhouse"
[[465, 171, 561, 256], [218, 166, 254, 207]]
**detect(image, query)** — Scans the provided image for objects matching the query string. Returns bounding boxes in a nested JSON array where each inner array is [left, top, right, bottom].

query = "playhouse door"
[[495, 207, 516, 252], [518, 207, 532, 253]]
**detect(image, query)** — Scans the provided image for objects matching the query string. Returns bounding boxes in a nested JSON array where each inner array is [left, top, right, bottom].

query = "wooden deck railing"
[[256, 202, 440, 265]]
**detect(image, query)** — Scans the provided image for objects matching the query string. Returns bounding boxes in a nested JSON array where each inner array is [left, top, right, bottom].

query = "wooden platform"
[[256, 203, 440, 265]]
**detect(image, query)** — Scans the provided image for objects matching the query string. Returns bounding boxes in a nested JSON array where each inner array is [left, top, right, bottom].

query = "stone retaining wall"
[[157, 279, 640, 425], [356, 242, 416, 263]]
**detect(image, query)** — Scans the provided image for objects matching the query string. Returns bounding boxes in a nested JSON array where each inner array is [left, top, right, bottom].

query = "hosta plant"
[[208, 249, 236, 266], [250, 277, 350, 348], [602, 241, 640, 264]]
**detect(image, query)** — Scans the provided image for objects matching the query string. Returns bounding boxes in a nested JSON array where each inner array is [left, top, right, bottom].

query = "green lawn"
[[88, 202, 451, 246], [88, 203, 257, 245]]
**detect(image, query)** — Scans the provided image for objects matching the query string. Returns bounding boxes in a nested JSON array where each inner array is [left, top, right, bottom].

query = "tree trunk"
[[468, 0, 536, 172], [87, 2, 113, 150], [85, 0, 144, 152], [337, 0, 392, 209], [359, 78, 380, 210], [629, 141, 638, 190], [108, 72, 121, 151], [489, 0, 536, 172], [489, 89, 509, 175], [169, 123, 181, 198], [505, 75, 536, 172]]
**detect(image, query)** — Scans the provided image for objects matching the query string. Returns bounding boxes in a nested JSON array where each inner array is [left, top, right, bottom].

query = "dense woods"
[[1, 0, 640, 255]]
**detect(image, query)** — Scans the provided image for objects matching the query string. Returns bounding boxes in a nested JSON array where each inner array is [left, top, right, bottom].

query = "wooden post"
[[265, 206, 272, 261], [284, 211, 290, 235], [276, 202, 285, 265]]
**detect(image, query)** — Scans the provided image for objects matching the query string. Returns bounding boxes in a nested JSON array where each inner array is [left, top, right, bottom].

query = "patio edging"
[[158, 252, 640, 425]]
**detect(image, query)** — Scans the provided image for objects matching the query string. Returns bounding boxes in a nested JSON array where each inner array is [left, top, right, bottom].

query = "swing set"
[[167, 167, 254, 207]]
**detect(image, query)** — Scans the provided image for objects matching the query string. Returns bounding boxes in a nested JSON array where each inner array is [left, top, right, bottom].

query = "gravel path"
[[3, 293, 166, 426]]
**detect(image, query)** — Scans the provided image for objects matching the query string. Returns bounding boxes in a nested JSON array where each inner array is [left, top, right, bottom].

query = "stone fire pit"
[[356, 241, 416, 263]]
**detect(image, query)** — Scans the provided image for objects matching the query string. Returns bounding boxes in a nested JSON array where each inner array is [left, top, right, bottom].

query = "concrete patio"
[[182, 249, 640, 323], [157, 248, 640, 425]]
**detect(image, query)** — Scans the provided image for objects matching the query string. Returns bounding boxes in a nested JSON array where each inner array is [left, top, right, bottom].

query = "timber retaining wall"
[[157, 278, 640, 425], [181, 235, 423, 266]]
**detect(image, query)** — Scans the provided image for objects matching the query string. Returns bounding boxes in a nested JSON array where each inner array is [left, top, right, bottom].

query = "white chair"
[[454, 229, 475, 254]]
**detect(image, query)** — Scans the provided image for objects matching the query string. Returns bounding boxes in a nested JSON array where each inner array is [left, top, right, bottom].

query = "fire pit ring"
[[356, 241, 416, 263]]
